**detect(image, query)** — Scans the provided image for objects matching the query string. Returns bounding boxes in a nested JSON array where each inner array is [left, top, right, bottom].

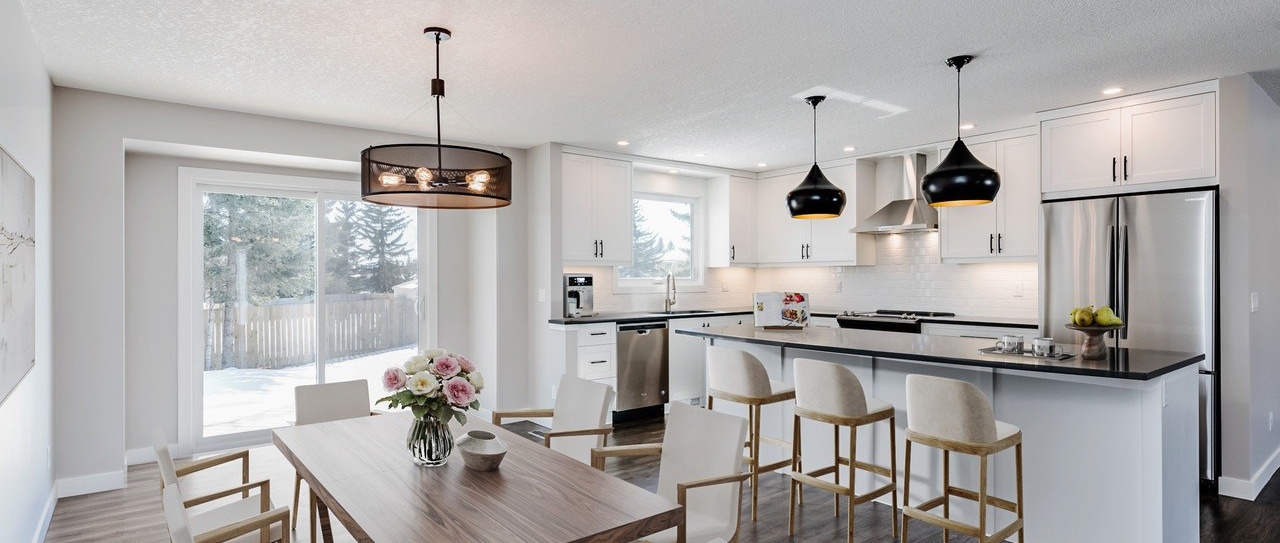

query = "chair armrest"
[[676, 472, 751, 543], [589, 443, 662, 470], [542, 426, 613, 447], [183, 480, 271, 510], [491, 408, 555, 426], [193, 506, 289, 543], [175, 449, 249, 478]]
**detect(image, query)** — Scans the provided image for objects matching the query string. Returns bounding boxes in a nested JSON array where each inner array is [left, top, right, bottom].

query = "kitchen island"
[[678, 325, 1201, 543]]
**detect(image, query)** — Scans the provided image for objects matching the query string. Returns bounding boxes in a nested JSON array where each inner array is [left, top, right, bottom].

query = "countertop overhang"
[[677, 325, 1202, 381]]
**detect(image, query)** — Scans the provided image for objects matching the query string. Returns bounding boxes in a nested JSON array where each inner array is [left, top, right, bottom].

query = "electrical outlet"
[[835, 281, 844, 293], [1014, 282, 1024, 298], [538, 288, 546, 303], [1252, 292, 1260, 313], [720, 281, 729, 292]]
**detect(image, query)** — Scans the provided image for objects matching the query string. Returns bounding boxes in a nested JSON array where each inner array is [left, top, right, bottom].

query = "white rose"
[[467, 371, 485, 392], [421, 348, 446, 360], [407, 372, 439, 396], [404, 354, 431, 374]]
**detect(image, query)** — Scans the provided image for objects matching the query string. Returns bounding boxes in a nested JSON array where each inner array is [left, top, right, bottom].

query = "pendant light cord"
[[955, 63, 962, 140], [435, 33, 443, 172], [812, 101, 818, 164]]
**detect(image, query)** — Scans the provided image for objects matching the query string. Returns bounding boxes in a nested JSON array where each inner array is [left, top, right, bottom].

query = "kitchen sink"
[[651, 310, 716, 315]]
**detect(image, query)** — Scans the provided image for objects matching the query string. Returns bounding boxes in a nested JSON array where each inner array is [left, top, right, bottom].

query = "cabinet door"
[[577, 344, 616, 380], [807, 164, 863, 263], [728, 176, 758, 264], [561, 154, 598, 261], [1041, 109, 1122, 193], [1121, 93, 1216, 185], [755, 173, 810, 263], [592, 157, 634, 265], [939, 142, 999, 258], [667, 318, 709, 402], [995, 135, 1039, 257]]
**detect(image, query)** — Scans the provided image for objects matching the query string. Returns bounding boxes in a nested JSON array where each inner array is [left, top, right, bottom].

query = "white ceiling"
[[21, 0, 1280, 172]]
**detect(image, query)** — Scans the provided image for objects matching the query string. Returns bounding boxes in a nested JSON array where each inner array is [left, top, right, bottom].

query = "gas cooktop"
[[835, 310, 957, 333]]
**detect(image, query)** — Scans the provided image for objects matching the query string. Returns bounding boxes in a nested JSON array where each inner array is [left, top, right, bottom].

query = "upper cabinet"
[[754, 163, 875, 266], [1041, 91, 1216, 197], [939, 134, 1039, 261], [707, 175, 757, 267], [562, 153, 633, 265]]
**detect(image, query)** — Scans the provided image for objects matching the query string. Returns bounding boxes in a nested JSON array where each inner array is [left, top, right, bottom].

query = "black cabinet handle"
[[998, 233, 1003, 253], [589, 332, 607, 336], [1123, 155, 1129, 180], [589, 360, 607, 364], [1112, 157, 1117, 182], [599, 240, 604, 258], [989, 234, 995, 254], [730, 245, 735, 261], [593, 240, 599, 258]]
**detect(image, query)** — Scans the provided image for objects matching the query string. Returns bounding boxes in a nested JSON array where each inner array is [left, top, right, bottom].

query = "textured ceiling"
[[21, 0, 1280, 171]]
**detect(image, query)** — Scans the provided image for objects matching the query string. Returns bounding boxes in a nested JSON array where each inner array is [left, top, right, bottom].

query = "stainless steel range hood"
[[853, 153, 938, 234]]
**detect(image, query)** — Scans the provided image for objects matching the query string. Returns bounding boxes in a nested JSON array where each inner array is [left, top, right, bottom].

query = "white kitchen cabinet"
[[754, 165, 875, 266], [707, 175, 757, 267], [1041, 92, 1215, 195], [668, 314, 751, 404], [939, 135, 1038, 261], [561, 153, 634, 265]]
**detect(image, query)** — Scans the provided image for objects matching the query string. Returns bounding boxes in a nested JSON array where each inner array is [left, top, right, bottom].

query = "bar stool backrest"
[[793, 358, 869, 418], [905, 374, 997, 444], [707, 346, 771, 398]]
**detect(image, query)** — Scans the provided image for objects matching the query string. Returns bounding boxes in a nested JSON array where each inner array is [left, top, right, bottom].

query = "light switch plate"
[[538, 288, 546, 303], [1252, 292, 1260, 313], [1014, 282, 1024, 298]]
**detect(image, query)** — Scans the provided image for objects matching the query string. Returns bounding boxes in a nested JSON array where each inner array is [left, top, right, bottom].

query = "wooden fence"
[[205, 295, 417, 369]]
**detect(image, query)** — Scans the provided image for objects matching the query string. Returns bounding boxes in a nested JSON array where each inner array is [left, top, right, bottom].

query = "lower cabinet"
[[668, 314, 750, 404]]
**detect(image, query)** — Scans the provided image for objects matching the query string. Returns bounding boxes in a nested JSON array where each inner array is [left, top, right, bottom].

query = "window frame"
[[614, 191, 707, 294]]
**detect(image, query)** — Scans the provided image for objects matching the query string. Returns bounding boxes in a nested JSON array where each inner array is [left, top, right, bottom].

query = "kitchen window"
[[616, 193, 704, 290]]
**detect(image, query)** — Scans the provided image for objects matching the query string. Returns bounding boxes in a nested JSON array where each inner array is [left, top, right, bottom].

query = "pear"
[[1095, 306, 1124, 326], [1073, 307, 1095, 326]]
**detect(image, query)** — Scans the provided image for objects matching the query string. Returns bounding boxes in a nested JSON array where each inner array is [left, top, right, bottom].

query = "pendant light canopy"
[[921, 55, 1000, 208], [787, 96, 846, 219], [361, 27, 512, 209]]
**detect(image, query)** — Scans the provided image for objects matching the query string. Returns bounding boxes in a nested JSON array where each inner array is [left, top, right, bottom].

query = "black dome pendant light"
[[787, 96, 846, 219], [921, 55, 1000, 207]]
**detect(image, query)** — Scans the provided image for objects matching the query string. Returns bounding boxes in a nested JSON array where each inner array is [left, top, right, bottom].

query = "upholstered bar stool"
[[706, 345, 795, 521], [902, 374, 1025, 543], [787, 358, 898, 543]]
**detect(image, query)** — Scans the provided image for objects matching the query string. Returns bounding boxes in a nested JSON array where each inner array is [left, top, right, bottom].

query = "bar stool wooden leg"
[[1016, 442, 1025, 543], [890, 416, 899, 541], [847, 424, 856, 543], [979, 454, 990, 542], [751, 403, 762, 521], [902, 439, 912, 543], [789, 414, 800, 536], [833, 423, 841, 517], [943, 449, 950, 542]]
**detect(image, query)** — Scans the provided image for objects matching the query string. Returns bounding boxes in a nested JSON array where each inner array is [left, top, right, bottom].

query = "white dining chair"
[[591, 401, 750, 543], [491, 374, 615, 464], [292, 379, 373, 534], [161, 480, 290, 543], [153, 427, 250, 499]]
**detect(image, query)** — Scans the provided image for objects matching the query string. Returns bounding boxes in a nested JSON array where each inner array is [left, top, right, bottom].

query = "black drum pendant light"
[[921, 55, 1000, 207], [361, 27, 512, 209], [787, 96, 846, 219]]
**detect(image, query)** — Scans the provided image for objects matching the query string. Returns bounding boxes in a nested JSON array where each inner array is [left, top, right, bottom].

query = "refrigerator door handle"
[[1119, 224, 1129, 340], [1108, 225, 1117, 338]]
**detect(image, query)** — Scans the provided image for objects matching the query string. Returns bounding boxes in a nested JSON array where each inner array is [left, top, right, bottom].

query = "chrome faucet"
[[664, 272, 677, 312]]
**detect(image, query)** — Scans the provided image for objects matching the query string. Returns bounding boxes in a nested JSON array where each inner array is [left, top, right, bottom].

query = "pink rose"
[[432, 355, 462, 379], [382, 367, 408, 392], [456, 355, 476, 373], [443, 376, 477, 407]]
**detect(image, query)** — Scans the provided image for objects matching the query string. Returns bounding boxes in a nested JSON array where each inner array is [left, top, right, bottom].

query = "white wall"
[[53, 87, 525, 493], [1217, 73, 1280, 497], [0, 0, 54, 539]]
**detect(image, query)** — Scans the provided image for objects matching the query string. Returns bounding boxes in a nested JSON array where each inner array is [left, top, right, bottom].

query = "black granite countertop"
[[808, 311, 1040, 329], [548, 309, 753, 325], [676, 325, 1202, 381]]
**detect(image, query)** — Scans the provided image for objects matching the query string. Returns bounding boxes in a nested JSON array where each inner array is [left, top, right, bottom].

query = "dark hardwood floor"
[[43, 415, 1279, 542]]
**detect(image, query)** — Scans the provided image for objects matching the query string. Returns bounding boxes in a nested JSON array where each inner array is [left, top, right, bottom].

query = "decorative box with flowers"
[[378, 348, 484, 466]]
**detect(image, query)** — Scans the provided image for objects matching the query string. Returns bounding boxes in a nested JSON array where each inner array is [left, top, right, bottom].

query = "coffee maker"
[[563, 273, 595, 317]]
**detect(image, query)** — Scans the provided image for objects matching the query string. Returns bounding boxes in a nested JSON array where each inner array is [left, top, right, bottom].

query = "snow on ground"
[[203, 347, 416, 437]]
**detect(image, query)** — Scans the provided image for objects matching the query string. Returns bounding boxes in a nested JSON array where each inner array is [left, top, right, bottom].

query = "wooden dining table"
[[272, 411, 682, 543]]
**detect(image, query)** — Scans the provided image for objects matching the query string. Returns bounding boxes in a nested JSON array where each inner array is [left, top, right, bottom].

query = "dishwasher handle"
[[618, 322, 668, 332]]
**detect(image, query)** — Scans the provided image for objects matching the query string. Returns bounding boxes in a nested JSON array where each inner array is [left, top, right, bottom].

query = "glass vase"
[[407, 416, 453, 467]]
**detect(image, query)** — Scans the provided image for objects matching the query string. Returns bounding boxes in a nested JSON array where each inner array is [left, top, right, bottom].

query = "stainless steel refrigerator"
[[1042, 189, 1217, 481]]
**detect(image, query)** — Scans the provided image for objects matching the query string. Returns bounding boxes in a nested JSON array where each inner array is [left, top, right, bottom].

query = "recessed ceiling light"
[[693, 153, 706, 158], [616, 141, 630, 146], [843, 146, 857, 152], [959, 124, 976, 131], [757, 163, 768, 168], [668, 169, 679, 174], [1102, 87, 1125, 95]]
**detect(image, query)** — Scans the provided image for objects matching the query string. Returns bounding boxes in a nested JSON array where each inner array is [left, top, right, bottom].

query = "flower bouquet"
[[377, 348, 484, 466]]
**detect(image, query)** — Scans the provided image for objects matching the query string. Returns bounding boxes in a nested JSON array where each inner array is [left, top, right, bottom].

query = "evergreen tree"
[[619, 199, 667, 278], [350, 204, 415, 293], [324, 200, 359, 295], [668, 205, 693, 277]]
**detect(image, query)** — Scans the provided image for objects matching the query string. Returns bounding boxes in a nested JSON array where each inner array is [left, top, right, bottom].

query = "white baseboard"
[[31, 485, 57, 543], [55, 470, 125, 498], [1219, 444, 1280, 500], [126, 446, 157, 466]]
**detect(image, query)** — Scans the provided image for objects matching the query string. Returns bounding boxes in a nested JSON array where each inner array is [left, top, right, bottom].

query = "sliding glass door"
[[186, 169, 429, 450]]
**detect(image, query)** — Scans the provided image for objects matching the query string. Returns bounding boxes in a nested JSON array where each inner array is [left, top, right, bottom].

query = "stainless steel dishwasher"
[[615, 321, 669, 413]]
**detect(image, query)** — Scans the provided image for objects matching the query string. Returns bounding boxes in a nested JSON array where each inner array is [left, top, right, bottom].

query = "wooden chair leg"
[[890, 417, 899, 541], [902, 439, 912, 543], [291, 472, 301, 530], [706, 395, 713, 411], [309, 489, 317, 543], [943, 449, 950, 542], [1016, 442, 1025, 543]]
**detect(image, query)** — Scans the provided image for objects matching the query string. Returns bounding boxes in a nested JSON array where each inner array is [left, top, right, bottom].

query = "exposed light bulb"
[[414, 167, 434, 184], [466, 170, 491, 190], [378, 171, 406, 186]]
